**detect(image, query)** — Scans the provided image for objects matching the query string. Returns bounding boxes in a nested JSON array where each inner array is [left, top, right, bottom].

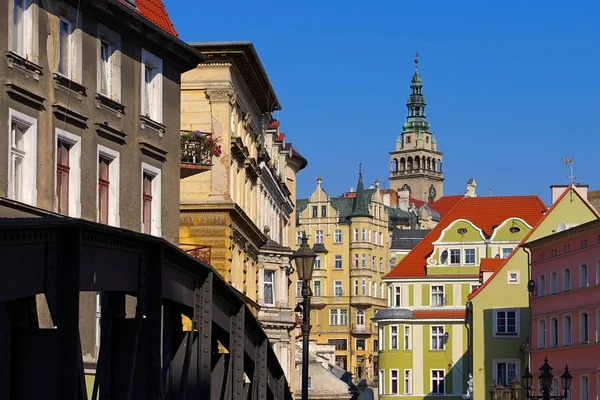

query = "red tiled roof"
[[413, 309, 466, 319], [268, 120, 280, 129], [136, 0, 178, 36], [433, 195, 463, 217], [385, 196, 547, 279], [479, 258, 505, 272], [467, 185, 600, 300], [275, 133, 285, 142]]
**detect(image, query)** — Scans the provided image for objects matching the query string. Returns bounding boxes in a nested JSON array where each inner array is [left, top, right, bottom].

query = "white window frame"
[[8, 109, 37, 206], [356, 309, 365, 327], [353, 279, 358, 296], [334, 255, 342, 269], [550, 317, 558, 347], [580, 375, 589, 400], [262, 269, 275, 306], [449, 248, 460, 265], [56, 5, 82, 82], [404, 325, 411, 350], [141, 163, 161, 236], [394, 286, 401, 307], [502, 247, 513, 258], [334, 229, 342, 243], [315, 230, 323, 244], [390, 325, 398, 350], [431, 326, 445, 350], [313, 280, 321, 297], [550, 271, 558, 294], [10, 0, 37, 61], [404, 369, 412, 395], [431, 285, 444, 306], [563, 314, 572, 345], [430, 369, 445, 394], [334, 280, 342, 297], [353, 228, 358, 242], [141, 48, 163, 123], [493, 359, 520, 387], [55, 129, 81, 217], [508, 271, 520, 284], [538, 319, 546, 349], [314, 255, 321, 269], [97, 145, 120, 227], [390, 369, 399, 395], [378, 370, 384, 394], [580, 264, 589, 288], [563, 268, 571, 291], [296, 231, 303, 245], [464, 248, 476, 264], [361, 228, 366, 242], [493, 309, 520, 337], [296, 281, 302, 298], [97, 24, 121, 102], [580, 312, 589, 343], [378, 325, 384, 351]]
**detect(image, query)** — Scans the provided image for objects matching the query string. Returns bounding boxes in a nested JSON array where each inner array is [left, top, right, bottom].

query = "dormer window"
[[449, 249, 460, 265]]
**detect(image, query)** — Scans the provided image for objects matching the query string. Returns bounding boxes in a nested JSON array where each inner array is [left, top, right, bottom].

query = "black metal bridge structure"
[[0, 219, 293, 400]]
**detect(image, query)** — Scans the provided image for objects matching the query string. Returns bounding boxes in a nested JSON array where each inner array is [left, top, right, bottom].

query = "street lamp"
[[293, 233, 317, 400], [521, 358, 572, 400]]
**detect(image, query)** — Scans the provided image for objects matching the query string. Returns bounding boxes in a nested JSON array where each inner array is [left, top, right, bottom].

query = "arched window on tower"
[[437, 159, 442, 172], [432, 158, 437, 172], [415, 156, 421, 170], [407, 157, 413, 171], [400, 158, 406, 171], [392, 158, 398, 172]]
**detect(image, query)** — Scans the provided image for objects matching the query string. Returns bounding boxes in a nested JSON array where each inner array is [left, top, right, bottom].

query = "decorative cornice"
[[139, 141, 168, 162], [4, 81, 45, 108], [52, 103, 89, 127], [94, 121, 127, 144], [205, 88, 237, 105]]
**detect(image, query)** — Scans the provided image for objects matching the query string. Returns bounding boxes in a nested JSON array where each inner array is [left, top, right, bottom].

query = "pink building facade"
[[525, 219, 600, 400]]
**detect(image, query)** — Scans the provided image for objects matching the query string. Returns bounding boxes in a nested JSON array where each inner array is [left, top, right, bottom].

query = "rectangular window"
[[538, 319, 546, 349], [508, 271, 519, 284], [597, 310, 600, 342], [538, 275, 546, 296], [9, 111, 37, 206], [334, 281, 342, 297], [494, 360, 518, 387], [354, 254, 358, 268], [550, 317, 558, 347], [464, 248, 476, 264], [98, 157, 110, 225], [564, 269, 571, 291], [58, 18, 72, 77], [296, 281, 302, 298], [141, 49, 163, 123], [362, 229, 366, 242], [12, 0, 34, 59], [362, 254, 366, 268], [471, 284, 480, 293], [97, 146, 120, 227], [313, 280, 321, 296], [353, 229, 358, 242], [394, 286, 401, 307], [378, 326, 384, 351], [390, 326, 398, 350], [56, 139, 70, 215], [361, 279, 366, 295], [321, 205, 326, 217], [327, 338, 347, 351], [380, 258, 384, 272], [340, 309, 347, 325], [141, 164, 161, 236], [142, 172, 153, 234], [494, 309, 519, 336], [296, 231, 304, 245], [315, 230, 323, 244], [404, 325, 411, 350], [334, 229, 342, 243], [312, 206, 317, 217], [551, 272, 558, 294], [314, 255, 321, 269], [596, 260, 600, 285], [263, 270, 275, 306], [580, 264, 589, 288], [97, 25, 121, 101], [431, 285, 444, 306], [431, 370, 445, 394], [390, 370, 399, 395], [449, 249, 460, 265], [581, 376, 589, 400], [334, 255, 342, 269], [502, 247, 513, 258], [431, 326, 445, 350], [563, 315, 572, 345], [404, 370, 412, 395], [353, 280, 358, 296], [356, 339, 365, 351], [55, 130, 81, 217], [378, 370, 384, 394], [581, 312, 589, 343], [329, 309, 338, 325]]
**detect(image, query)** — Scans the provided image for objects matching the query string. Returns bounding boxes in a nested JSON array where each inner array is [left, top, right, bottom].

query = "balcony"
[[350, 267, 377, 278], [352, 323, 375, 335], [180, 131, 216, 178], [350, 295, 387, 308], [180, 243, 211, 264], [349, 241, 373, 251], [389, 169, 443, 179]]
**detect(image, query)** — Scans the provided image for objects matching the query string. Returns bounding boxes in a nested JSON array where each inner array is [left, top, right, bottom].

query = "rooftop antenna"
[[564, 156, 575, 202]]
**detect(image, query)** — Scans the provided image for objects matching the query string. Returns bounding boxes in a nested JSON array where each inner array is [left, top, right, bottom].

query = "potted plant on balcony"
[[180, 130, 222, 164]]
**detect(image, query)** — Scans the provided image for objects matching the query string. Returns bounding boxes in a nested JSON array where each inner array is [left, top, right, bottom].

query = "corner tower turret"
[[389, 52, 444, 202]]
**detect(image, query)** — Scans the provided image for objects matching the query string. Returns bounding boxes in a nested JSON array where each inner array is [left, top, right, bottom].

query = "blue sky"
[[165, 0, 600, 204]]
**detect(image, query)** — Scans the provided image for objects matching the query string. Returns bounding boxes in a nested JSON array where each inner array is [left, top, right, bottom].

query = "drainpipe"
[[520, 244, 532, 370]]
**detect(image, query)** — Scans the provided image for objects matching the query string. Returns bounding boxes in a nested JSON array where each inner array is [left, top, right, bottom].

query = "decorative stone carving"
[[242, 112, 253, 129], [205, 88, 236, 105]]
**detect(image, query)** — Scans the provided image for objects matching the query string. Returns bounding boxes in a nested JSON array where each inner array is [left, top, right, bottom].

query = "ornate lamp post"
[[293, 234, 318, 400], [521, 358, 572, 400]]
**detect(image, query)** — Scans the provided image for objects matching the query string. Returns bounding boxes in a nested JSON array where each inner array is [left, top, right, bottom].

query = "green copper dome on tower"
[[402, 55, 431, 134]]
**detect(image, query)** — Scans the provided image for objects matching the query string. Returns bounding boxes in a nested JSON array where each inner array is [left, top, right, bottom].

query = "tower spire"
[[415, 44, 420, 70], [403, 51, 430, 134]]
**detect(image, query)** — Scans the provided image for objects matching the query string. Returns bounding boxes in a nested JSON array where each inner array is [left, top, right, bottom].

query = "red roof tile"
[[433, 195, 463, 217], [479, 258, 506, 272], [413, 309, 466, 319], [136, 0, 178, 36], [276, 133, 285, 142], [268, 120, 280, 129], [385, 196, 547, 279]]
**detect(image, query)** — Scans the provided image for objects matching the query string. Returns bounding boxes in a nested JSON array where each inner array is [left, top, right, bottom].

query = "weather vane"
[[563, 156, 575, 184], [359, 162, 363, 174], [415, 44, 420, 69]]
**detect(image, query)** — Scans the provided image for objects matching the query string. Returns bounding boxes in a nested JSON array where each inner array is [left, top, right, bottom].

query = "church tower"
[[389, 53, 444, 203]]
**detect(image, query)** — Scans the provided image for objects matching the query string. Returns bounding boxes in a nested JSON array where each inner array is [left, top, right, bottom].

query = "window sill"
[[6, 51, 43, 81], [493, 334, 520, 338], [53, 73, 86, 100], [140, 115, 165, 136], [95, 93, 125, 116]]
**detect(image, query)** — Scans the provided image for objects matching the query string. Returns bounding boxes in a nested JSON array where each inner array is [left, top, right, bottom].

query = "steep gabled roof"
[[136, 0, 178, 36], [385, 196, 547, 279], [479, 258, 505, 272], [432, 195, 463, 217]]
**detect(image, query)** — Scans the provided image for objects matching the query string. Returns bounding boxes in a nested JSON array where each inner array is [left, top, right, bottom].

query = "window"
[[58, 18, 72, 77], [296, 231, 304, 245], [494, 309, 519, 336], [334, 281, 342, 297], [394, 286, 401, 307], [563, 316, 572, 345], [502, 247, 513, 258], [378, 326, 384, 350], [315, 230, 323, 244], [361, 279, 366, 295], [494, 360, 518, 387], [538, 275, 546, 296], [263, 270, 275, 306], [353, 229, 358, 242], [55, 130, 81, 217], [380, 283, 385, 299], [354, 254, 358, 268], [404, 370, 412, 394], [464, 248, 476, 264], [362, 229, 366, 242], [329, 309, 338, 325], [431, 326, 445, 350], [581, 312, 589, 343], [378, 370, 384, 394], [296, 281, 302, 297], [581, 376, 589, 400], [431, 285, 444, 307], [327, 338, 347, 351], [580, 264, 589, 288], [321, 205, 326, 217], [334, 229, 342, 243], [508, 271, 519, 284], [334, 255, 342, 269], [390, 326, 398, 350], [551, 272, 558, 294], [538, 319, 546, 349], [380, 258, 384, 272], [550, 317, 558, 347], [141, 163, 161, 236], [404, 325, 411, 350], [340, 309, 347, 325], [431, 370, 445, 394], [97, 24, 121, 101], [313, 280, 321, 296], [312, 206, 317, 218], [356, 309, 365, 326], [356, 339, 365, 351], [141, 48, 163, 123], [379, 232, 383, 246], [564, 269, 571, 291], [353, 280, 358, 296], [449, 249, 460, 265], [362, 254, 366, 268], [11, 0, 35, 59], [390, 370, 399, 394], [97, 146, 120, 227], [314, 256, 321, 269], [8, 109, 37, 206]]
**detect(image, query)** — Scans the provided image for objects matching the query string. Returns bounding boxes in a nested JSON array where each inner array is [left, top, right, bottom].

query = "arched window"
[[392, 158, 399, 172]]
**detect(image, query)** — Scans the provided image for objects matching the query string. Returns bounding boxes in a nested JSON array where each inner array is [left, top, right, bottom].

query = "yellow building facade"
[[295, 172, 390, 383]]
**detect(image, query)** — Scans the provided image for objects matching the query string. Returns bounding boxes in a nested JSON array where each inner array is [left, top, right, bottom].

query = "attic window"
[[509, 226, 521, 234], [457, 228, 468, 235]]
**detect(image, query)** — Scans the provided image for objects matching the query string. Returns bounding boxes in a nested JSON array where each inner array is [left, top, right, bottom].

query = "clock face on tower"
[[429, 186, 437, 199]]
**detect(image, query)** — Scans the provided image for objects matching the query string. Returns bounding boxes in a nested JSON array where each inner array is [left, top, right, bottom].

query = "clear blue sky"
[[165, 0, 600, 205]]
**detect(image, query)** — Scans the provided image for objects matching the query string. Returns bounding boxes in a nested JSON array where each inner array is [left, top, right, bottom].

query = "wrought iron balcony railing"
[[180, 132, 213, 166], [181, 244, 211, 264]]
